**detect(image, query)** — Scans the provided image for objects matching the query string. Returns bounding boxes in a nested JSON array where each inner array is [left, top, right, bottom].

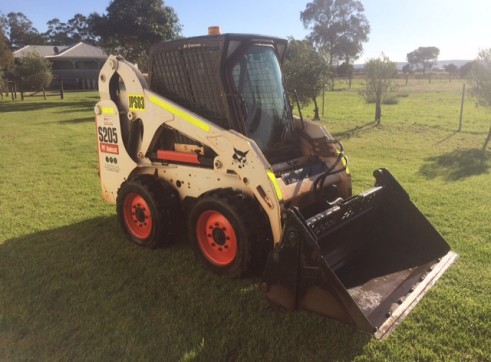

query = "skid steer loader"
[[94, 28, 456, 339]]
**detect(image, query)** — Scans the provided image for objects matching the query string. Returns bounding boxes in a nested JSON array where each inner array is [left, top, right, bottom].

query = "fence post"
[[458, 83, 465, 132]]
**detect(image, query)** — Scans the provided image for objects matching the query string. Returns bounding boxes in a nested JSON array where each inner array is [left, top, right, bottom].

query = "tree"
[[444, 63, 459, 82], [0, 12, 7, 35], [282, 39, 330, 120], [12, 51, 53, 99], [363, 54, 397, 125], [90, 0, 181, 70], [406, 46, 439, 75], [401, 63, 413, 85], [459, 61, 476, 79], [468, 49, 491, 157], [5, 12, 45, 49], [0, 26, 13, 69], [0, 27, 14, 97], [336, 61, 354, 87], [67, 14, 97, 45], [45, 14, 97, 45], [300, 0, 370, 88], [45, 18, 71, 45]]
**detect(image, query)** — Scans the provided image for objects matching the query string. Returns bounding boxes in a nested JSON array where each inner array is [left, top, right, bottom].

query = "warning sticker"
[[100, 143, 119, 155]]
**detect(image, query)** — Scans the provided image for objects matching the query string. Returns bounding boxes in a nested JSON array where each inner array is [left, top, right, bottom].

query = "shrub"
[[12, 52, 53, 92], [383, 95, 399, 105]]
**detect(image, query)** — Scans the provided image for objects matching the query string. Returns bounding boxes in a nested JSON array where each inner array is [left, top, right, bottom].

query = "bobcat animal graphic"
[[232, 148, 249, 168]]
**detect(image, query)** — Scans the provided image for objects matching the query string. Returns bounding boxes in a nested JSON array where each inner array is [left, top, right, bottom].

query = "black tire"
[[116, 176, 179, 248], [187, 189, 270, 278]]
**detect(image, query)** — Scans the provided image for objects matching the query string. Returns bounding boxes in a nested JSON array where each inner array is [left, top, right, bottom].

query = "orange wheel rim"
[[123, 192, 153, 239], [196, 210, 238, 266]]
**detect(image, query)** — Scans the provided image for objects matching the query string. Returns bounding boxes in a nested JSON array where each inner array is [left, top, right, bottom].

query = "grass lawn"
[[0, 83, 490, 361]]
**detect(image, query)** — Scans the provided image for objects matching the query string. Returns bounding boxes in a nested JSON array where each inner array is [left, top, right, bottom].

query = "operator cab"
[[228, 43, 297, 161], [148, 31, 299, 164]]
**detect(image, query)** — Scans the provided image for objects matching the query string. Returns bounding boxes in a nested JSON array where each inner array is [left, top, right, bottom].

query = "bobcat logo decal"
[[232, 148, 249, 168]]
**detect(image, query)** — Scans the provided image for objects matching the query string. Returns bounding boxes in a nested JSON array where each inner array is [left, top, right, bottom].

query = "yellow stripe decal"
[[337, 149, 350, 174], [149, 95, 210, 132], [267, 170, 283, 201], [102, 107, 115, 115], [341, 156, 350, 174]]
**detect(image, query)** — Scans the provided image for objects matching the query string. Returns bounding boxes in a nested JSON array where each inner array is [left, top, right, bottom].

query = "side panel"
[[95, 100, 136, 203], [96, 56, 284, 243]]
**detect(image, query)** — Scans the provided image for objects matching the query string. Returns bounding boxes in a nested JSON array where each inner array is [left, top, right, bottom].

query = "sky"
[[1, 0, 490, 62]]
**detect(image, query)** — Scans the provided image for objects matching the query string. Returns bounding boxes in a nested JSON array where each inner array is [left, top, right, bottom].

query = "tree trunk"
[[313, 96, 320, 120], [60, 79, 64, 100], [375, 91, 382, 125], [327, 76, 334, 91], [405, 75, 409, 86], [42, 86, 47, 100], [328, 53, 334, 91], [483, 124, 491, 157]]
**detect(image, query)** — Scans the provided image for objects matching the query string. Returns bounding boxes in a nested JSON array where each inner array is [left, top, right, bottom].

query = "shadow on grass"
[[332, 121, 376, 140], [419, 148, 489, 181], [0, 100, 97, 114], [0, 217, 371, 361], [57, 117, 94, 124], [434, 131, 458, 145]]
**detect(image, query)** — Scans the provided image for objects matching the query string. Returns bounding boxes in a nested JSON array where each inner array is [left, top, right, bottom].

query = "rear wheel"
[[188, 190, 266, 278], [117, 176, 178, 248]]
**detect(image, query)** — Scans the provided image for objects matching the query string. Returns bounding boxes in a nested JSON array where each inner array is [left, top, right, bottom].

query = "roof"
[[13, 42, 107, 60]]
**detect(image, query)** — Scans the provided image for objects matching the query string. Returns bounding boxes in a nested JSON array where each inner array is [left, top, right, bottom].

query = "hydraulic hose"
[[313, 139, 348, 205]]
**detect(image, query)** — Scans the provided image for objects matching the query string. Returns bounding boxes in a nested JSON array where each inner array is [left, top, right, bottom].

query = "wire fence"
[[304, 77, 488, 136]]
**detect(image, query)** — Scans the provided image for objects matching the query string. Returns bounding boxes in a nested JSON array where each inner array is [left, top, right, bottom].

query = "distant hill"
[[433, 60, 472, 67], [354, 59, 472, 70]]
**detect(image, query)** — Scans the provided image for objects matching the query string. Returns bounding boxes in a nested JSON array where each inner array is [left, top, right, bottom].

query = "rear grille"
[[149, 43, 230, 129]]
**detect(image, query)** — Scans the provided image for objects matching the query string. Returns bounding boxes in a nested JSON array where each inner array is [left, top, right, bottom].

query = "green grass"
[[1, 85, 490, 361]]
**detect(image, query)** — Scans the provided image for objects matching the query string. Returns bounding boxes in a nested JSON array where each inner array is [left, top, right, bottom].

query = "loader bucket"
[[261, 168, 457, 339]]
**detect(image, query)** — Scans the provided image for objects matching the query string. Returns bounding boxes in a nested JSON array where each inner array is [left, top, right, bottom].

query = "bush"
[[12, 52, 53, 91], [383, 95, 399, 104], [361, 91, 401, 105]]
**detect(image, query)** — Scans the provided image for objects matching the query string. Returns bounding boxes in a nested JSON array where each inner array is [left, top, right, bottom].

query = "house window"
[[52, 61, 74, 70], [75, 61, 99, 70]]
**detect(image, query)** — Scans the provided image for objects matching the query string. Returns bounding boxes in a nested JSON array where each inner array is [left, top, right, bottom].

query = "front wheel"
[[188, 190, 266, 278], [116, 176, 178, 248]]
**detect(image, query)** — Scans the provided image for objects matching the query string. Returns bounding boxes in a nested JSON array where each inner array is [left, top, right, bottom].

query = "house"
[[13, 42, 107, 90]]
